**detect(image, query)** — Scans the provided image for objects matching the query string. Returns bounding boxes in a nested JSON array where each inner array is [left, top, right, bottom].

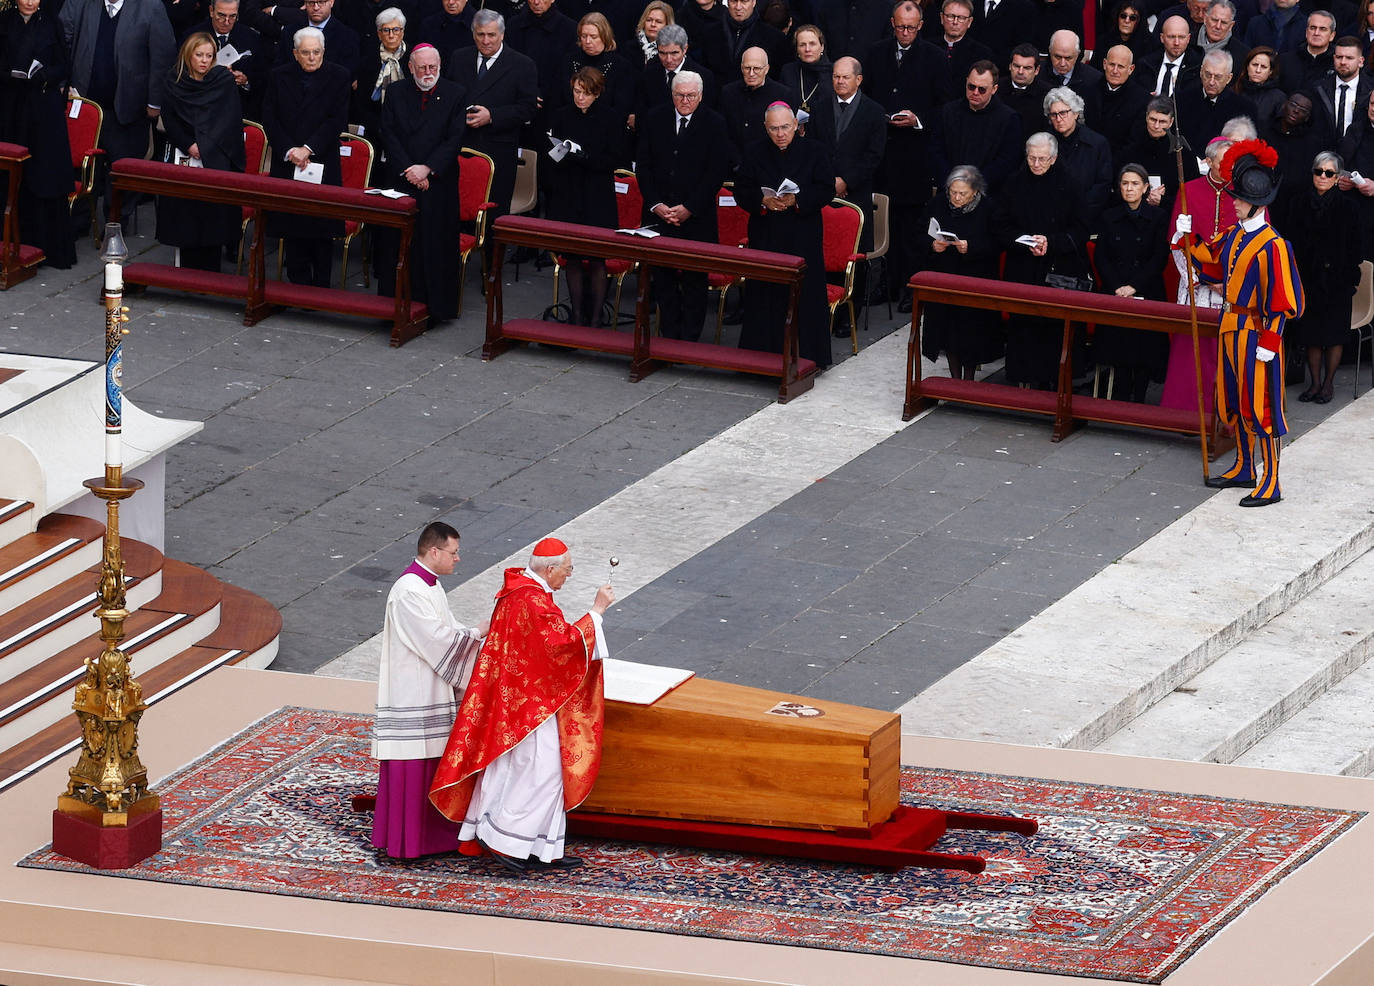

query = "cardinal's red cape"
[[429, 568, 604, 823]]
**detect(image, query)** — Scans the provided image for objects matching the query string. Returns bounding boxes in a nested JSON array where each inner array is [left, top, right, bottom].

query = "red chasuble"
[[429, 568, 604, 822]]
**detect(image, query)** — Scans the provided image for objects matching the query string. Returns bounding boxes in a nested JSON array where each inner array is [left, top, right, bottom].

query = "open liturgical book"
[[602, 658, 694, 705], [761, 178, 800, 199], [927, 217, 960, 242]]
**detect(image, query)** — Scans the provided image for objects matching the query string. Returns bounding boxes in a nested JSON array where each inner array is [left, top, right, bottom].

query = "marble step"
[[1094, 547, 1374, 763], [1234, 660, 1374, 777], [0, 515, 103, 616]]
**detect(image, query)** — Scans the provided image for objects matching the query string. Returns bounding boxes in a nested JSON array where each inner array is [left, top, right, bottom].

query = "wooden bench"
[[905, 272, 1227, 457], [109, 160, 427, 346], [0, 142, 45, 290], [484, 216, 817, 403]]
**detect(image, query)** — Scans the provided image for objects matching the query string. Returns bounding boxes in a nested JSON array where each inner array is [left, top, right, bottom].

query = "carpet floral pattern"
[[19, 707, 1361, 983]]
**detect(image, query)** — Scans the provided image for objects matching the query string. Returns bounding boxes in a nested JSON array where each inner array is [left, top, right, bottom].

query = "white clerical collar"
[[523, 567, 554, 592], [1240, 211, 1266, 231], [417, 559, 441, 578]]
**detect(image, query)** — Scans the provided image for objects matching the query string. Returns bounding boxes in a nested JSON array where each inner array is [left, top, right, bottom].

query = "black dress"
[[157, 63, 247, 268], [918, 192, 1002, 366], [733, 133, 834, 370], [0, 7, 75, 269], [1275, 184, 1360, 348], [545, 99, 622, 229], [1092, 201, 1169, 393], [995, 161, 1090, 387]]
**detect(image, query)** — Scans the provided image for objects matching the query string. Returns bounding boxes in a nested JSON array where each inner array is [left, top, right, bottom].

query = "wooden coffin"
[[581, 677, 901, 832]]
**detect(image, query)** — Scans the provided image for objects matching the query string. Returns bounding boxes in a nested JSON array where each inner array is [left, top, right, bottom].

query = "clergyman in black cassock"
[[733, 105, 834, 370], [376, 46, 467, 321]]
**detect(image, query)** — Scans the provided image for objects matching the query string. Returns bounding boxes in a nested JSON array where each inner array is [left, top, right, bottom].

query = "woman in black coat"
[[995, 131, 1090, 389], [0, 0, 75, 269], [352, 7, 409, 140], [261, 26, 350, 287], [1235, 46, 1285, 139], [546, 66, 624, 326], [556, 13, 637, 127], [158, 32, 247, 271], [1093, 163, 1169, 403], [734, 104, 833, 370], [777, 24, 830, 120], [919, 164, 1001, 379], [1093, 1, 1156, 63], [1275, 150, 1362, 403]]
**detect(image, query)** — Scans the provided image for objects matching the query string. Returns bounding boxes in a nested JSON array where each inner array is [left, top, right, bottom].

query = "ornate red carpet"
[[20, 707, 1361, 983]]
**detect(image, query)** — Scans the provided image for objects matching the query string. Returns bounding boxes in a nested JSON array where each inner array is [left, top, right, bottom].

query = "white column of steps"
[[1094, 547, 1374, 764]]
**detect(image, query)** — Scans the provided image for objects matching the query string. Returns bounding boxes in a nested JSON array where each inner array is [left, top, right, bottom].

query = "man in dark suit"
[[935, 0, 994, 83], [720, 45, 788, 163], [970, 0, 1033, 70], [634, 22, 718, 125], [445, 10, 538, 221], [999, 42, 1049, 132], [1174, 49, 1254, 154], [863, 0, 949, 305], [1190, 0, 1249, 66], [376, 44, 467, 320], [1310, 36, 1373, 146], [1279, 10, 1337, 92], [197, 0, 267, 119], [1137, 15, 1201, 96], [273, 0, 361, 77], [1046, 28, 1101, 97], [1089, 45, 1151, 149], [61, 0, 177, 226], [505, 0, 575, 135], [636, 71, 730, 342], [809, 55, 885, 334]]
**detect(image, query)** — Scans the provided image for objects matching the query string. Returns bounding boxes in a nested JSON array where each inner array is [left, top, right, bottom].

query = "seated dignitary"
[[547, 67, 626, 326], [430, 537, 615, 871], [446, 11, 538, 221], [1043, 86, 1113, 221], [636, 70, 730, 340], [372, 522, 488, 860], [721, 45, 788, 163], [634, 22, 717, 127], [374, 43, 465, 321], [808, 54, 885, 336], [734, 102, 834, 370], [262, 26, 350, 286], [932, 60, 1024, 191]]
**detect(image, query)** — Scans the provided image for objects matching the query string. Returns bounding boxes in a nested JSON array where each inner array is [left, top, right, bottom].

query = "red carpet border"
[[18, 707, 1362, 983]]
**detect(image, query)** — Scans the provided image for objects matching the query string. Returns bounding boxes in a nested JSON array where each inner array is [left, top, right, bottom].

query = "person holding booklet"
[[157, 31, 247, 272], [262, 25, 350, 286], [546, 66, 625, 326], [431, 537, 615, 873]]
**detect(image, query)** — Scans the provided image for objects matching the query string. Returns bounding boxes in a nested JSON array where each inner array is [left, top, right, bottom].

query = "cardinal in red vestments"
[[430, 537, 614, 871]]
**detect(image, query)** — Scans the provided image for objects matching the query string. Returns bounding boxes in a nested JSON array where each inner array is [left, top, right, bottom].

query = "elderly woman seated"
[[353, 6, 408, 137]]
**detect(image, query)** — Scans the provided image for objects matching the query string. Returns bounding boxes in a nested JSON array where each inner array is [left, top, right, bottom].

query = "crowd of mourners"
[[1, 0, 1370, 395]]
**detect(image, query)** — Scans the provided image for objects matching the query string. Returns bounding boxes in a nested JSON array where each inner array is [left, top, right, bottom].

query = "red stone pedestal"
[[51, 808, 163, 869]]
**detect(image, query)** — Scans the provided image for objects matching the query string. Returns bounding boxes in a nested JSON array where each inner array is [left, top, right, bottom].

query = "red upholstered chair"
[[457, 146, 496, 314], [235, 120, 269, 275], [65, 96, 104, 245], [822, 198, 865, 355], [551, 169, 641, 326], [709, 183, 749, 343], [275, 132, 373, 283]]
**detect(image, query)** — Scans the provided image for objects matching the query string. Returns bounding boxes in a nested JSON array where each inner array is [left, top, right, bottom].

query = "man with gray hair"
[[272, 0, 361, 75], [1196, 0, 1247, 64], [446, 9, 538, 220], [1046, 28, 1100, 97], [1279, 9, 1336, 91], [1175, 49, 1254, 155], [431, 536, 614, 872], [634, 22, 718, 122]]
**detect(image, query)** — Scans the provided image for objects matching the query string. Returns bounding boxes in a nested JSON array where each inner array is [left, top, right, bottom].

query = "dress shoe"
[[477, 839, 526, 873], [897, 296, 913, 314], [832, 322, 852, 338], [1297, 388, 1318, 402], [529, 853, 584, 869], [1239, 492, 1282, 507], [1205, 475, 1253, 489]]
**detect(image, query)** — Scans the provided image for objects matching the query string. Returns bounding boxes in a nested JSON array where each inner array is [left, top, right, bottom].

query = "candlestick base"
[[51, 805, 162, 870]]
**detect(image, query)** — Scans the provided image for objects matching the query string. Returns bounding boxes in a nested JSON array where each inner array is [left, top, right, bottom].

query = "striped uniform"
[[1182, 219, 1304, 499]]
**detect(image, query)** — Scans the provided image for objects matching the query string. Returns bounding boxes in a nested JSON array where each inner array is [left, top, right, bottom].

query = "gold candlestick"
[[51, 223, 162, 868]]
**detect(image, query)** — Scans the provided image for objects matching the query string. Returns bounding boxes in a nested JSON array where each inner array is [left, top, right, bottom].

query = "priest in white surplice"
[[430, 537, 614, 872], [371, 522, 488, 858]]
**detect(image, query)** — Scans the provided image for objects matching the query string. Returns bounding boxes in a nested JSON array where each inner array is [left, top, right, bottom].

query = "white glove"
[[1256, 346, 1276, 363], [1174, 213, 1192, 237]]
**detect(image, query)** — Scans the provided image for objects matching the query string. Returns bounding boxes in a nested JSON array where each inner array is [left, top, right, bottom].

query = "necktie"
[[1339, 82, 1350, 134], [1161, 61, 1175, 95], [106, 2, 117, 16], [896, 45, 904, 63], [678, 114, 687, 135], [986, 0, 997, 13], [667, 69, 675, 88], [837, 99, 850, 133], [477, 57, 489, 80], [217, 34, 228, 46]]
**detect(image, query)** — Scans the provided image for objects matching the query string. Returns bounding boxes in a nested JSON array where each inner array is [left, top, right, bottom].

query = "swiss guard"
[[1174, 139, 1303, 507]]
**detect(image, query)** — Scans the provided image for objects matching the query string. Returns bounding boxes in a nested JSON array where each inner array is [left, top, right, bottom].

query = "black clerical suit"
[[375, 76, 466, 320], [720, 77, 789, 165], [261, 58, 350, 285], [636, 103, 730, 341], [863, 34, 950, 298], [937, 33, 994, 86], [445, 44, 538, 217], [195, 17, 266, 119], [1173, 85, 1255, 160], [734, 132, 834, 369]]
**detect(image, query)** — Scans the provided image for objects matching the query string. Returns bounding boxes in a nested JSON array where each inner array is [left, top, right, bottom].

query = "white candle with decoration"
[[101, 224, 130, 472]]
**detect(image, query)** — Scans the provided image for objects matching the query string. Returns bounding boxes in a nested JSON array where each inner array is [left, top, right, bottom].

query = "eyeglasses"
[[1119, 11, 1139, 19], [379, 25, 403, 33], [893, 23, 919, 32], [944, 11, 972, 20], [966, 82, 989, 93], [1313, 167, 1339, 177], [1047, 108, 1074, 118]]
